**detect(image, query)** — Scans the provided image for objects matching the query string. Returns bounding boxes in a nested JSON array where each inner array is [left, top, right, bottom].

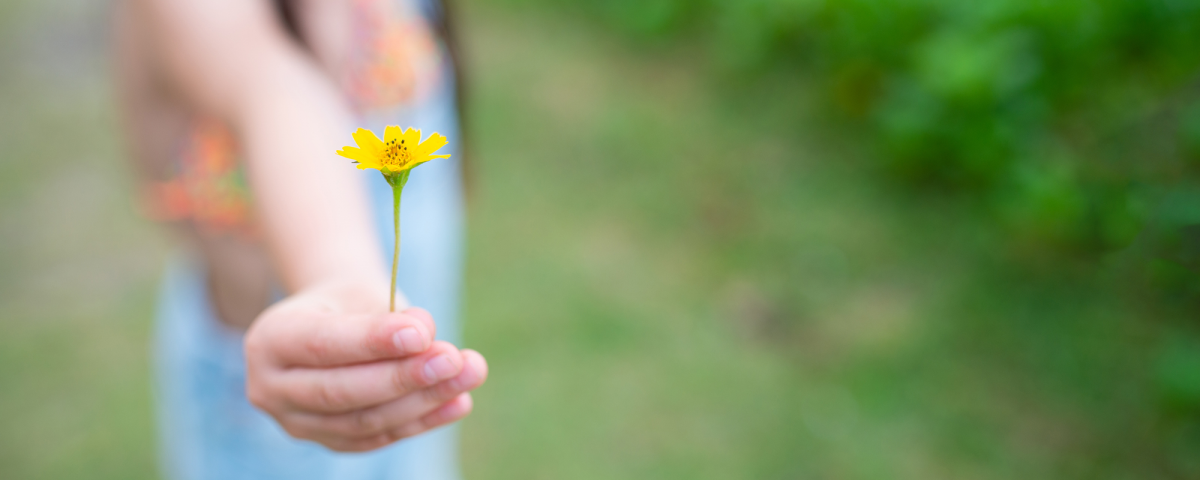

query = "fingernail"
[[423, 354, 457, 383], [393, 327, 425, 353]]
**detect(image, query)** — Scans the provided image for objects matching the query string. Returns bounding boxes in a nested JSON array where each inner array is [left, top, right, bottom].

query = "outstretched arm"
[[129, 0, 487, 451]]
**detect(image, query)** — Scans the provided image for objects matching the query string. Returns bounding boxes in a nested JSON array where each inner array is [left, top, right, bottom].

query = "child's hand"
[[243, 280, 488, 452]]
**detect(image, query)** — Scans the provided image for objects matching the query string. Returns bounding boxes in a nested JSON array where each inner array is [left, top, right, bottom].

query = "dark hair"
[[272, 0, 304, 48]]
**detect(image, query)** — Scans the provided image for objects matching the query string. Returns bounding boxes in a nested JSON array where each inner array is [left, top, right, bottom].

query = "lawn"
[[0, 0, 1196, 479]]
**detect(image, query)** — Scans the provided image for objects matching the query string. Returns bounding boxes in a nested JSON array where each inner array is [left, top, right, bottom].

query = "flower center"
[[383, 139, 411, 168]]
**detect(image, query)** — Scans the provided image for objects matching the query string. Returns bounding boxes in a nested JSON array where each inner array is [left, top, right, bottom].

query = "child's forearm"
[[235, 49, 386, 291], [136, 0, 386, 292]]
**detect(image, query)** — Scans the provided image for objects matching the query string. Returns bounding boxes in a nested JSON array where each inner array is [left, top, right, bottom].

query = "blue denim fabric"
[[153, 78, 465, 479]]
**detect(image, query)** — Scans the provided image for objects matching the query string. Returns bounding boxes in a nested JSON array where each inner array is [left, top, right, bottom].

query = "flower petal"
[[400, 127, 421, 151], [336, 146, 372, 163], [414, 132, 449, 158], [384, 125, 403, 145], [351, 128, 384, 157], [407, 154, 451, 170], [354, 157, 382, 170]]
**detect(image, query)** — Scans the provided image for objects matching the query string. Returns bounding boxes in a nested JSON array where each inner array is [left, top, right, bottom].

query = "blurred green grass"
[[0, 1, 165, 479], [1, 0, 1198, 479], [458, 3, 1200, 479]]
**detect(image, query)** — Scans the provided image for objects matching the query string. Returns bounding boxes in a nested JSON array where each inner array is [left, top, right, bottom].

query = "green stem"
[[387, 170, 410, 312]]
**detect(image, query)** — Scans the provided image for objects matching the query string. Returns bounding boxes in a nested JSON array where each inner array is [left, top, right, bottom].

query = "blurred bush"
[[505, 0, 1200, 261], [457, 3, 1200, 475]]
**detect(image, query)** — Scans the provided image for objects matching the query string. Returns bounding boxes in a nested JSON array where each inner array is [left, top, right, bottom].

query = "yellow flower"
[[336, 126, 451, 174], [337, 126, 450, 312]]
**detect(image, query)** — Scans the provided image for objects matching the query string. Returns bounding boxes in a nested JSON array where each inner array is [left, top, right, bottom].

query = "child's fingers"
[[335, 350, 485, 437], [248, 305, 436, 368], [385, 393, 475, 441], [262, 341, 464, 414], [281, 349, 487, 438], [320, 394, 476, 453]]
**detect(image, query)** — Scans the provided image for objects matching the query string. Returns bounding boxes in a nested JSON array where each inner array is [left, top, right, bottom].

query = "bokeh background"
[[3, 0, 1200, 478]]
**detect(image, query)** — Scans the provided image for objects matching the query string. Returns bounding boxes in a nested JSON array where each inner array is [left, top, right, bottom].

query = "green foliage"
[[460, 2, 1200, 477], [519, 0, 1200, 256]]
